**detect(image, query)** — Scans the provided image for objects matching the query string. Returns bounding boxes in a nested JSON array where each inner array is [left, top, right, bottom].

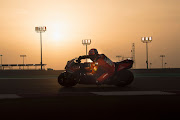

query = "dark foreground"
[[0, 69, 180, 119], [1, 95, 180, 119]]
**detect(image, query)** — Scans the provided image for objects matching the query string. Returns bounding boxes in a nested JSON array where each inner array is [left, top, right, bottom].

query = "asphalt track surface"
[[0, 76, 180, 119]]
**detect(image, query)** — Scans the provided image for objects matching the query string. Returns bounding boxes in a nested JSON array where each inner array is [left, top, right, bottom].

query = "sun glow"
[[52, 31, 62, 41], [46, 22, 67, 43]]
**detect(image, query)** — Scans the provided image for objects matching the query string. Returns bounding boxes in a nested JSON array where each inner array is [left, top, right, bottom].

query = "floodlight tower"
[[0, 55, 2, 65], [0, 55, 2, 70], [35, 26, 46, 70], [164, 62, 167, 68], [132, 43, 135, 68], [141, 37, 152, 69], [82, 39, 91, 62], [150, 63, 152, 69], [160, 55, 165, 69], [20, 55, 26, 70]]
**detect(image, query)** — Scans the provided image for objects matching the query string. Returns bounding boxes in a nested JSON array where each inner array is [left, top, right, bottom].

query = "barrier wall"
[[130, 68, 180, 74]]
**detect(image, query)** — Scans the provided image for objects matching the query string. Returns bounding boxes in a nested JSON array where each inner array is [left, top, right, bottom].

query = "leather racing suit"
[[78, 54, 115, 83]]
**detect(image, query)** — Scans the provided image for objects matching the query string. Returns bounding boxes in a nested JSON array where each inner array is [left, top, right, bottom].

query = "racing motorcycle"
[[58, 58, 134, 87]]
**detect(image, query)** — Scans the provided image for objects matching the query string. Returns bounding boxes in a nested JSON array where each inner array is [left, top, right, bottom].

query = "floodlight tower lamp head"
[[35, 26, 46, 33], [160, 55, 165, 57], [141, 37, 146, 43], [149, 37, 152, 41], [20, 55, 26, 57], [141, 37, 152, 43], [82, 39, 91, 45]]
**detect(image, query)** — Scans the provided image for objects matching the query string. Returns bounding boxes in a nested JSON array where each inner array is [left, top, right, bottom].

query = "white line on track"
[[91, 91, 176, 96], [0, 94, 22, 99]]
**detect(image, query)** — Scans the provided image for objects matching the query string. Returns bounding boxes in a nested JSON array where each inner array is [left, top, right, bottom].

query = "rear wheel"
[[58, 72, 78, 87], [114, 70, 134, 87]]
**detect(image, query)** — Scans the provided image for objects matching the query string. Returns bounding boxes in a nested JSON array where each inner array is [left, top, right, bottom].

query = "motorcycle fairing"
[[116, 60, 133, 72]]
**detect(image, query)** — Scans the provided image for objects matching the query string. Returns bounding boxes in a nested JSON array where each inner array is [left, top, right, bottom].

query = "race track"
[[0, 74, 180, 119]]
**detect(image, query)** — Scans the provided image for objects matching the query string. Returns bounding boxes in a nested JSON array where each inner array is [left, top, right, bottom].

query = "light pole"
[[164, 62, 167, 68], [20, 55, 26, 70], [0, 55, 2, 70], [150, 63, 152, 69], [141, 37, 152, 69], [0, 55, 2, 65], [35, 26, 46, 70], [116, 55, 122, 62], [82, 39, 91, 62], [160, 55, 165, 69]]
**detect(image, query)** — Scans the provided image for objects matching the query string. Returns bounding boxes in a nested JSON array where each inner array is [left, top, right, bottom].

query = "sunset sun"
[[47, 22, 66, 42], [52, 31, 61, 41]]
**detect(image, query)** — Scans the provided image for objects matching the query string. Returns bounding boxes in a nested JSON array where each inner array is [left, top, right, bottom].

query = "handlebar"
[[75, 59, 81, 63]]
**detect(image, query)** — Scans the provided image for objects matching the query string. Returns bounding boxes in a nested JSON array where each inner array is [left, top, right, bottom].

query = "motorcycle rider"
[[78, 48, 115, 84]]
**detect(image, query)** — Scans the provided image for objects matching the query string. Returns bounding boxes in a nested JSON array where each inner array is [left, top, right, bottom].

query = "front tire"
[[114, 70, 134, 87], [58, 72, 78, 87]]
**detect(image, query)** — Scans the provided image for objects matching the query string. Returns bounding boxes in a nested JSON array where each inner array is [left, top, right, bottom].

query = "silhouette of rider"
[[78, 48, 115, 84]]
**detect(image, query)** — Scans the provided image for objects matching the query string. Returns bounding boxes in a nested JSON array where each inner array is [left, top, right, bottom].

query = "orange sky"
[[0, 0, 180, 70]]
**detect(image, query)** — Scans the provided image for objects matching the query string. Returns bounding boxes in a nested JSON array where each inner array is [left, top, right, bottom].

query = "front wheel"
[[114, 70, 134, 87], [58, 72, 78, 87]]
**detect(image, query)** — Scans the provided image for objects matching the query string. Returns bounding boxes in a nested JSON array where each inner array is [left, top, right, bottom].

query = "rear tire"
[[114, 70, 134, 87], [58, 72, 78, 87]]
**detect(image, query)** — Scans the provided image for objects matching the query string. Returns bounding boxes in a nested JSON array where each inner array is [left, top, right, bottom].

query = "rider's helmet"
[[88, 48, 98, 56]]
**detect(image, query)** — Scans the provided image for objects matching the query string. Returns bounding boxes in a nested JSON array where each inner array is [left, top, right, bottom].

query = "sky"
[[0, 0, 180, 70]]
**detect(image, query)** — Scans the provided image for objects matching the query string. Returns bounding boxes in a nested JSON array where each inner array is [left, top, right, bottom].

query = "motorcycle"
[[58, 57, 134, 87]]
